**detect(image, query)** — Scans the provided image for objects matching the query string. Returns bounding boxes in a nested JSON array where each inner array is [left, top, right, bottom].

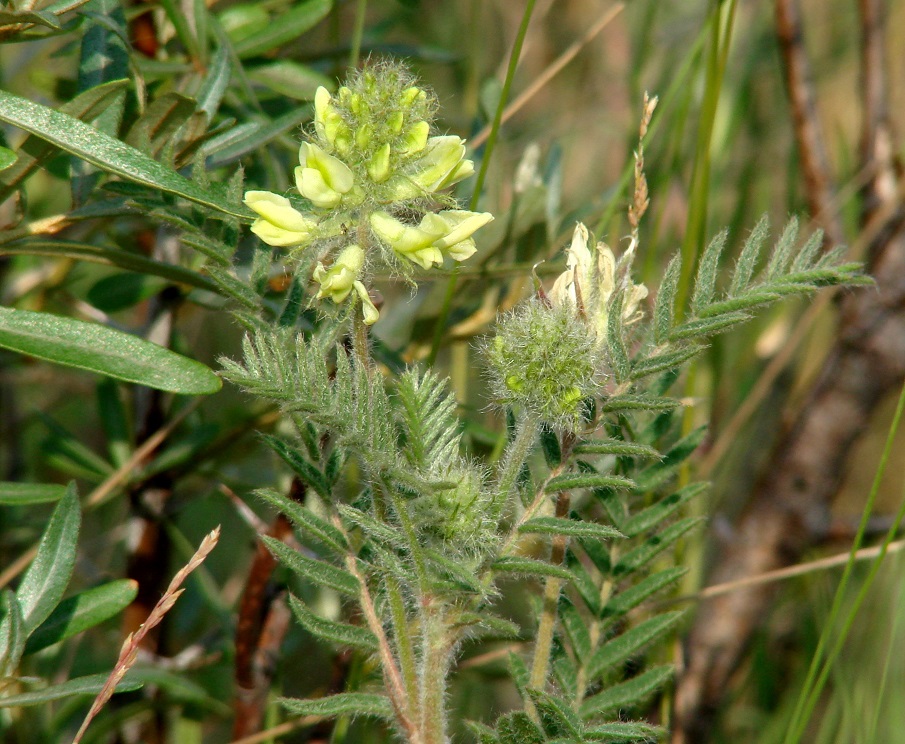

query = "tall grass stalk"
[[784, 378, 905, 742]]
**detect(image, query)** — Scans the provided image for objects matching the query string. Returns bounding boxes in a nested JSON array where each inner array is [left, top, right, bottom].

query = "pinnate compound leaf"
[[580, 665, 674, 719], [0, 308, 221, 394], [519, 517, 623, 541], [0, 673, 142, 708], [262, 536, 358, 597], [24, 580, 138, 654], [287, 595, 377, 651], [0, 89, 249, 219], [279, 692, 394, 720], [0, 482, 68, 505], [17, 483, 80, 634]]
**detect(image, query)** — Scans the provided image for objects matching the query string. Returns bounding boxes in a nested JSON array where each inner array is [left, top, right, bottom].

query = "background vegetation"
[[1, 0, 903, 742]]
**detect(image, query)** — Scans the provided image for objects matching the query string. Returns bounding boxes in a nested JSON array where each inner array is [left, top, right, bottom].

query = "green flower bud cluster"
[[410, 464, 495, 560], [485, 300, 601, 432], [242, 61, 493, 325]]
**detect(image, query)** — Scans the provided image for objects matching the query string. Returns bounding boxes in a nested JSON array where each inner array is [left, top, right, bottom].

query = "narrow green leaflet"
[[546, 473, 635, 493], [586, 611, 684, 680], [0, 146, 15, 171], [579, 665, 674, 719], [0, 482, 68, 505], [0, 673, 143, 707], [0, 308, 222, 394], [279, 692, 395, 720], [0, 90, 250, 219], [255, 488, 347, 554], [491, 557, 573, 581], [16, 483, 80, 634], [0, 241, 218, 293], [24, 579, 138, 654], [232, 0, 331, 58], [518, 517, 624, 541], [287, 595, 377, 651], [0, 590, 25, 676], [262, 536, 359, 597]]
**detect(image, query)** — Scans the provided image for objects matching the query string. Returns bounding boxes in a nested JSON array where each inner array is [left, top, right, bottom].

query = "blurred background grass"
[[2, 0, 904, 741]]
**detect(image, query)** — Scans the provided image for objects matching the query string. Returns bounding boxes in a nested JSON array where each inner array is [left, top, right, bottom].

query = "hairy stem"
[[492, 414, 540, 523], [529, 488, 572, 691], [420, 597, 452, 744]]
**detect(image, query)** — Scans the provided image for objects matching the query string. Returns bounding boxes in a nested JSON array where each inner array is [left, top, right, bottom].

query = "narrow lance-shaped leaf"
[[24, 580, 138, 655], [287, 595, 377, 651], [17, 483, 81, 634], [586, 611, 684, 680], [0, 673, 143, 708], [0, 308, 222, 395], [0, 481, 68, 505], [262, 536, 359, 596], [0, 590, 25, 676], [279, 692, 395, 720], [0, 89, 250, 219], [580, 664, 674, 719], [691, 229, 727, 314], [729, 213, 769, 296], [519, 517, 624, 541]]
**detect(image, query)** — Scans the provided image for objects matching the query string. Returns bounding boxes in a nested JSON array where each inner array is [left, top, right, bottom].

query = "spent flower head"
[[243, 60, 493, 325]]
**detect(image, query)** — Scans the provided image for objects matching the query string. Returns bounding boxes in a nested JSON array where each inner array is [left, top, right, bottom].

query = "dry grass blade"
[[71, 526, 221, 744]]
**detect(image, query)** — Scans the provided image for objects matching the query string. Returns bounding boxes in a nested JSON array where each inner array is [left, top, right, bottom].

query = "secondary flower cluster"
[[243, 64, 493, 324]]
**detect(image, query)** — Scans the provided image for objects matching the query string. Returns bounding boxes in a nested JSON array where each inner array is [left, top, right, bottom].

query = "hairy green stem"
[[492, 414, 540, 523], [529, 488, 571, 691], [387, 574, 420, 726], [420, 598, 451, 744]]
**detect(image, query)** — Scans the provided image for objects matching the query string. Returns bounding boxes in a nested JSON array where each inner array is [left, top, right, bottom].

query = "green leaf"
[[17, 483, 80, 634], [491, 557, 573, 581], [584, 721, 664, 741], [580, 665, 673, 719], [24, 579, 138, 654], [519, 517, 623, 541], [526, 689, 582, 739], [287, 595, 377, 651], [124, 92, 196, 157], [498, 711, 544, 744], [613, 517, 702, 576], [631, 345, 702, 380], [0, 672, 142, 707], [729, 214, 769, 296], [0, 482, 68, 505], [255, 488, 347, 554], [0, 9, 61, 29], [691, 229, 727, 314], [574, 440, 661, 458], [586, 611, 684, 680], [767, 217, 799, 279], [0, 590, 25, 676], [560, 599, 591, 659], [279, 692, 394, 720], [338, 504, 406, 548], [654, 254, 681, 343], [0, 145, 16, 171], [545, 473, 636, 493], [622, 483, 709, 537], [233, 0, 332, 57], [197, 45, 232, 119], [632, 428, 707, 494], [204, 109, 309, 167], [696, 291, 781, 317], [0, 89, 249, 219], [87, 272, 167, 313], [262, 536, 358, 597], [465, 721, 501, 744], [606, 292, 630, 383], [260, 434, 330, 498], [249, 60, 333, 100], [601, 395, 682, 413], [604, 567, 687, 618], [0, 79, 129, 202], [668, 312, 750, 342], [0, 307, 222, 394]]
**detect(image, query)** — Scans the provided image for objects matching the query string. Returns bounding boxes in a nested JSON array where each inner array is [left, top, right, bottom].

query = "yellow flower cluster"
[[243, 71, 493, 325]]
